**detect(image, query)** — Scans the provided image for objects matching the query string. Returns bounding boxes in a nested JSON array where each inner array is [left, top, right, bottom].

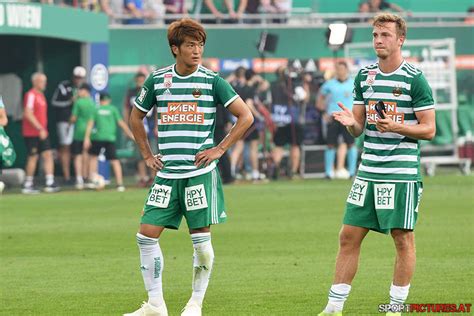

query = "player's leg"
[[335, 143, 347, 174], [230, 139, 244, 178], [110, 160, 124, 190], [289, 124, 303, 178], [342, 126, 357, 178], [105, 142, 124, 191], [40, 138, 59, 192], [325, 121, 338, 179], [71, 141, 83, 189], [182, 168, 225, 315], [57, 122, 72, 182], [182, 226, 213, 316], [22, 138, 40, 194], [388, 229, 414, 307], [249, 139, 260, 181], [376, 182, 423, 310], [126, 178, 182, 316], [319, 225, 369, 315]]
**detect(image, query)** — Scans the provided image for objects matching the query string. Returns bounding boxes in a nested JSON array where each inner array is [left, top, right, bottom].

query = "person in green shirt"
[[69, 83, 96, 189], [0, 95, 16, 170], [84, 93, 134, 191]]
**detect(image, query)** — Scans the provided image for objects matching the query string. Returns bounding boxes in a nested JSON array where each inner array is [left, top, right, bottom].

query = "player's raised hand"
[[333, 102, 356, 127], [195, 147, 224, 168], [145, 154, 163, 171]]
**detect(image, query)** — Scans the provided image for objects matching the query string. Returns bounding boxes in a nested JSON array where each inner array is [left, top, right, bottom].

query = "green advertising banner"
[[0, 2, 108, 42]]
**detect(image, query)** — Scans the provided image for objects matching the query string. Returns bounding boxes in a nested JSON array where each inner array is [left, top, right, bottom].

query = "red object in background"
[[459, 141, 474, 162]]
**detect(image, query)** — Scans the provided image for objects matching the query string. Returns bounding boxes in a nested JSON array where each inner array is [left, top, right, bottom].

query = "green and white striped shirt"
[[134, 64, 238, 179], [354, 61, 434, 182]]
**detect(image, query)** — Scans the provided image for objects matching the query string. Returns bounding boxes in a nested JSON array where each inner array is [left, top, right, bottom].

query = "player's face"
[[335, 64, 348, 80], [135, 76, 145, 87], [34, 75, 47, 91], [173, 37, 204, 68], [372, 23, 404, 60]]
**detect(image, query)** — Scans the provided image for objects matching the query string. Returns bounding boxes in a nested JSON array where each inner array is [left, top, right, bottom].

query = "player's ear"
[[171, 45, 179, 56]]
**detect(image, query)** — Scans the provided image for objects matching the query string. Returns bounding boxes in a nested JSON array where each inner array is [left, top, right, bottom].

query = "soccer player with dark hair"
[[318, 14, 436, 316], [125, 18, 253, 316]]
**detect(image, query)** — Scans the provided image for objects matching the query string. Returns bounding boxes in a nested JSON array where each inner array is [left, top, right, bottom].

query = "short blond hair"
[[372, 13, 407, 38]]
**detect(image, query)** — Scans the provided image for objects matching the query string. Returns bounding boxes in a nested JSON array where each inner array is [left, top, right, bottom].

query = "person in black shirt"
[[51, 66, 87, 183]]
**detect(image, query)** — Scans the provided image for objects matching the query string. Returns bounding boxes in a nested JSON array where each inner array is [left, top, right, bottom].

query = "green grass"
[[1, 175, 473, 315]]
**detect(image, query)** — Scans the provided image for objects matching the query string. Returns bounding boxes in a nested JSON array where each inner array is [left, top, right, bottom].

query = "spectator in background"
[[69, 84, 96, 190], [124, 0, 145, 24], [144, 0, 166, 23], [465, 6, 474, 24], [270, 66, 304, 179], [164, 0, 187, 24], [123, 72, 157, 187], [244, 0, 260, 23], [22, 73, 60, 194], [214, 99, 234, 183], [0, 96, 16, 169], [84, 93, 135, 191], [367, 0, 404, 13], [260, 0, 291, 23], [200, 0, 247, 23], [51, 66, 87, 184], [101, 0, 124, 23], [317, 61, 357, 179]]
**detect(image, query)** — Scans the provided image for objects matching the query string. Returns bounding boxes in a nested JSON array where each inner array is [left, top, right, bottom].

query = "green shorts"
[[344, 178, 423, 234], [141, 168, 227, 230]]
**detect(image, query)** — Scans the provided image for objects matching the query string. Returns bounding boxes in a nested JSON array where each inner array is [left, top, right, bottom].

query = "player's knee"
[[339, 230, 362, 249], [391, 230, 415, 252]]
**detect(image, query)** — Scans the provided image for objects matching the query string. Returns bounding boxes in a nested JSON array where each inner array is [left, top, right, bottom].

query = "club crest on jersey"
[[392, 86, 403, 97], [192, 88, 202, 98], [164, 73, 172, 88], [366, 100, 404, 124], [366, 70, 377, 86]]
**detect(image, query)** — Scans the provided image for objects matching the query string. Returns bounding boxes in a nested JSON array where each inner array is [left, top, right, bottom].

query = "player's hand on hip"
[[145, 154, 163, 171], [333, 102, 356, 127], [195, 147, 223, 168]]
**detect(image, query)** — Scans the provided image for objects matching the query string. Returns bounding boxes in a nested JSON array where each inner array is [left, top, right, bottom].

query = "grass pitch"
[[1, 175, 473, 315]]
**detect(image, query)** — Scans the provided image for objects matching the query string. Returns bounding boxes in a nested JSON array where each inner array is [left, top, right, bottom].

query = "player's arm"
[[333, 102, 366, 138], [0, 108, 7, 126], [130, 107, 162, 170], [376, 109, 435, 140], [377, 73, 436, 140], [118, 119, 135, 141], [195, 97, 253, 167], [316, 93, 327, 112], [51, 83, 70, 107], [204, 0, 224, 18], [83, 119, 94, 150]]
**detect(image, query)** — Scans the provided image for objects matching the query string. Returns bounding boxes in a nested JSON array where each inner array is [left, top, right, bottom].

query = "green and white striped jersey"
[[354, 61, 434, 182], [134, 64, 238, 179]]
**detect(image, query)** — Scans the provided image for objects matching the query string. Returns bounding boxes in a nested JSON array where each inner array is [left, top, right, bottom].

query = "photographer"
[[270, 66, 305, 179]]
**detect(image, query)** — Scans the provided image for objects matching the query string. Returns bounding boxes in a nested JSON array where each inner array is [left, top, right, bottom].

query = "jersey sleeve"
[[320, 81, 330, 96], [411, 72, 435, 112], [213, 76, 238, 107], [25, 92, 35, 110], [134, 74, 156, 113], [72, 100, 79, 117], [114, 106, 122, 122], [353, 70, 365, 106]]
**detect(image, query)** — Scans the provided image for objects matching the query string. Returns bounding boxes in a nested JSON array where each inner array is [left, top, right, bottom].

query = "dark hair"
[[99, 92, 111, 101], [79, 83, 91, 91], [336, 61, 348, 68], [167, 18, 206, 58], [135, 72, 146, 79]]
